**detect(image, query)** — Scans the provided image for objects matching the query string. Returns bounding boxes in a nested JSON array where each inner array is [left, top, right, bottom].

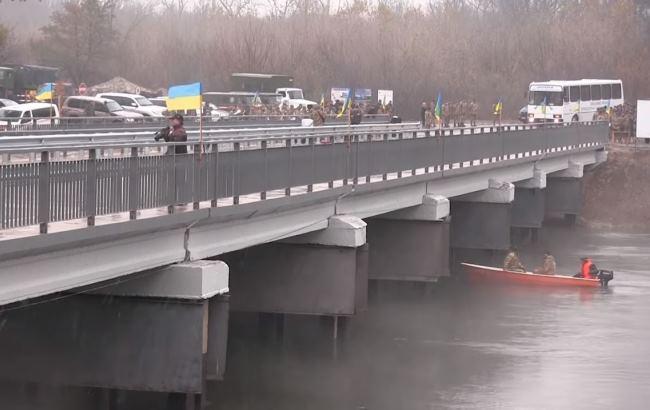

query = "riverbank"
[[581, 146, 650, 232]]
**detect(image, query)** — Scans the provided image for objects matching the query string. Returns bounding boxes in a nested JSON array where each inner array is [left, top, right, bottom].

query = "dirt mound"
[[581, 147, 650, 232]]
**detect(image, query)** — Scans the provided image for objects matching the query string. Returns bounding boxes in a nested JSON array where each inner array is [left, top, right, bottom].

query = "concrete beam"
[[0, 294, 212, 393], [282, 215, 366, 248], [92, 260, 229, 300], [511, 188, 545, 228], [515, 168, 546, 189], [376, 194, 450, 221], [454, 179, 515, 203], [550, 160, 583, 178], [226, 243, 368, 316], [367, 218, 450, 281]]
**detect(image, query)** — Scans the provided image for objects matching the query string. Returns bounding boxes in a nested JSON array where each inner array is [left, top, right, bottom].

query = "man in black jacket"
[[155, 114, 187, 154]]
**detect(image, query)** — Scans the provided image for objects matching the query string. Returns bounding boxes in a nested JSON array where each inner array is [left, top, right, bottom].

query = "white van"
[[0, 102, 60, 129]]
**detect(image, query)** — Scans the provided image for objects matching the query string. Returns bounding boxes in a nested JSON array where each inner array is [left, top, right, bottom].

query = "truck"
[[0, 67, 15, 99], [1, 64, 58, 102], [275, 87, 318, 109], [229, 73, 317, 109]]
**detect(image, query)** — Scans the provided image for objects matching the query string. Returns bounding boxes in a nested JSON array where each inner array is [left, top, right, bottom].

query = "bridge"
[[0, 121, 608, 403]]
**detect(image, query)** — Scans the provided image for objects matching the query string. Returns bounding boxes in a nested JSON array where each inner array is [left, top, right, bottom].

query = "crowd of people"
[[503, 247, 603, 280], [598, 103, 637, 144], [215, 99, 394, 119], [419, 99, 481, 129]]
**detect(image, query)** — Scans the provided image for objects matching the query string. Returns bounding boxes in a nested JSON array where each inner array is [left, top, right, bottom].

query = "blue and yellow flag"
[[337, 89, 352, 118], [434, 92, 443, 121], [167, 82, 202, 111], [494, 97, 503, 115], [35, 83, 54, 101]]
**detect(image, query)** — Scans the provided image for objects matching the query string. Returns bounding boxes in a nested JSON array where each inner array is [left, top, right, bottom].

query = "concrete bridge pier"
[[225, 215, 368, 339], [450, 180, 515, 272], [0, 261, 230, 410], [545, 161, 584, 224], [511, 168, 547, 244], [366, 194, 450, 282]]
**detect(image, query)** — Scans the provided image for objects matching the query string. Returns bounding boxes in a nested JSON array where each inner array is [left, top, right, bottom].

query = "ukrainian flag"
[[35, 83, 54, 101], [434, 92, 443, 121], [494, 97, 503, 115], [337, 89, 352, 118], [167, 82, 202, 111]]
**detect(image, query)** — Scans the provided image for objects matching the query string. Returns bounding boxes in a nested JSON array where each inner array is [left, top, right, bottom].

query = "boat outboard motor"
[[597, 270, 614, 287]]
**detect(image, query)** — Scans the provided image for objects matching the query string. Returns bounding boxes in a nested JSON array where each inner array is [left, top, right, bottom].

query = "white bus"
[[527, 79, 624, 123]]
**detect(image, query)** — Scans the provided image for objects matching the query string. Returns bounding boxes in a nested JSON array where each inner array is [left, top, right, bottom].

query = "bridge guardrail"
[[0, 114, 391, 135], [0, 121, 609, 234]]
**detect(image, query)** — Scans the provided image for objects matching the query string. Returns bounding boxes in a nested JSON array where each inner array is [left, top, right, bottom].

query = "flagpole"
[[499, 99, 502, 127], [199, 95, 205, 160]]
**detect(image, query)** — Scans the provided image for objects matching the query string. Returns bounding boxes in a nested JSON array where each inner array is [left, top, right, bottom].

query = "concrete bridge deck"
[[0, 121, 608, 305]]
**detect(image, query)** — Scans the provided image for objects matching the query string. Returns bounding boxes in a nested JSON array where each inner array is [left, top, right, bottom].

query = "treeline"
[[2, 0, 650, 117]]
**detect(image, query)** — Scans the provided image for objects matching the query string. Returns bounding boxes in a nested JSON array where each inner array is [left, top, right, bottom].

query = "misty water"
[[209, 226, 650, 410]]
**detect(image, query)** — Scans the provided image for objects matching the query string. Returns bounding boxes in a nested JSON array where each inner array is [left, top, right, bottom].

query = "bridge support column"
[[546, 161, 584, 223], [226, 215, 368, 316], [366, 194, 450, 282], [0, 260, 230, 401], [512, 168, 546, 244], [450, 180, 514, 272]]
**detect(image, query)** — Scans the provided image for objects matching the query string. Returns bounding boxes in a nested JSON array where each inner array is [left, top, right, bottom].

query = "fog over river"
[[211, 226, 650, 410]]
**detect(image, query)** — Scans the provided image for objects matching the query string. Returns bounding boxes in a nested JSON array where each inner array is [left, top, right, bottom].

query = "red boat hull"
[[461, 263, 601, 288]]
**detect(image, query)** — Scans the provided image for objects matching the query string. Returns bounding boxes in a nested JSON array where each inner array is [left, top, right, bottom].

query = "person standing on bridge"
[[349, 103, 363, 125], [310, 105, 326, 126], [155, 113, 188, 155], [420, 102, 428, 127]]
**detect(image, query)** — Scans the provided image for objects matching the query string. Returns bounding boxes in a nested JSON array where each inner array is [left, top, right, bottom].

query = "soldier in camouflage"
[[503, 247, 526, 272]]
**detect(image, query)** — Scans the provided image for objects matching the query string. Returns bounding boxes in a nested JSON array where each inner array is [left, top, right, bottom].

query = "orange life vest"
[[582, 260, 593, 279]]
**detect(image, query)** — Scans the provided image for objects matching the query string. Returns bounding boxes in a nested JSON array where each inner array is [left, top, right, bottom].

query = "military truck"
[[0, 67, 15, 99], [3, 64, 58, 102]]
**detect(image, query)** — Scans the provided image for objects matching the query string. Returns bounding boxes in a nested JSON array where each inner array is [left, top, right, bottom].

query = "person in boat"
[[534, 251, 556, 275], [574, 257, 599, 279], [503, 247, 526, 272]]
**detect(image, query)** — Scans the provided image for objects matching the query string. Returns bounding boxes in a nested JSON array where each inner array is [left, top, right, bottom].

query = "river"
[[209, 226, 650, 410]]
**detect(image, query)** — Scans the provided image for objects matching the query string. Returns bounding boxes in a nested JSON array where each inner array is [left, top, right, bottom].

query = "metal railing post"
[[397, 132, 403, 178], [38, 151, 50, 234], [86, 149, 97, 226], [260, 140, 268, 200], [308, 137, 315, 192], [233, 142, 240, 204], [193, 144, 201, 210], [285, 138, 292, 196], [211, 143, 219, 207], [382, 133, 388, 180], [128, 147, 139, 220], [365, 133, 371, 183]]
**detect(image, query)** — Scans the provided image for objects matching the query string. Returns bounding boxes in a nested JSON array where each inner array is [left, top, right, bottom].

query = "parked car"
[[0, 98, 17, 108], [61, 96, 144, 122], [0, 102, 60, 129], [149, 97, 167, 108], [276, 87, 318, 109], [96, 92, 166, 117]]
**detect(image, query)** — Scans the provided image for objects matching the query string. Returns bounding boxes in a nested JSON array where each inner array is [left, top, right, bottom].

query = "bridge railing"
[[0, 122, 609, 234], [0, 114, 392, 135]]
